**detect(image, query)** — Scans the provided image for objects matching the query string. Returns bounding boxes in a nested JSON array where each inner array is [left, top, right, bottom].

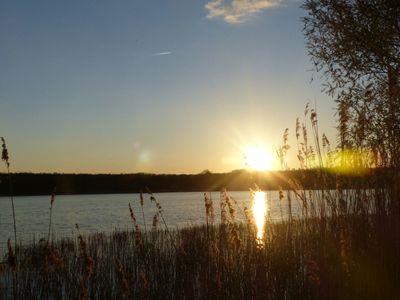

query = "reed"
[[139, 192, 147, 232], [1, 203, 397, 299], [47, 187, 56, 244], [1, 137, 17, 247]]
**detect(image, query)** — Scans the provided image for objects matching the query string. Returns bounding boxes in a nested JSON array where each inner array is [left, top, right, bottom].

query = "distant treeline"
[[0, 169, 381, 196]]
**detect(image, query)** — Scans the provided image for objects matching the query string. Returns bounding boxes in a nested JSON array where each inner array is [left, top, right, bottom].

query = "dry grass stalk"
[[7, 238, 17, 272], [204, 192, 214, 227], [47, 187, 56, 243], [1, 137, 17, 246], [115, 258, 130, 298], [129, 203, 142, 254], [139, 192, 147, 232]]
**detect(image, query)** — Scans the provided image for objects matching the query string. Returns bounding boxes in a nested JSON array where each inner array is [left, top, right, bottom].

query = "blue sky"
[[0, 0, 336, 174]]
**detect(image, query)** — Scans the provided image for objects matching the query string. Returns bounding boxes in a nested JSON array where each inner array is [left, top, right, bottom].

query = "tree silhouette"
[[302, 0, 400, 168]]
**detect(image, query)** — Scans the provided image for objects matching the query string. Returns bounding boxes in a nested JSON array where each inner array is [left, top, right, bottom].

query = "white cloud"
[[152, 51, 172, 56], [205, 0, 281, 23]]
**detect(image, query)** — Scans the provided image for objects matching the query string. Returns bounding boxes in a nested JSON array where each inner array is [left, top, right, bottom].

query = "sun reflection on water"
[[252, 191, 267, 246]]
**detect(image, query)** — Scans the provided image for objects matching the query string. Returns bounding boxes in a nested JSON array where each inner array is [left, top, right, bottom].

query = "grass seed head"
[[50, 187, 56, 206], [7, 238, 17, 272], [1, 137, 10, 168]]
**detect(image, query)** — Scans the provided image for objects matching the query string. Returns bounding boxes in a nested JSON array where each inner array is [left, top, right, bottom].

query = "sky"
[[0, 0, 336, 174]]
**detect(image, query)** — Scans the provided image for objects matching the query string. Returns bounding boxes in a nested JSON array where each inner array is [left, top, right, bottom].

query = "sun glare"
[[253, 191, 267, 245], [245, 146, 273, 171]]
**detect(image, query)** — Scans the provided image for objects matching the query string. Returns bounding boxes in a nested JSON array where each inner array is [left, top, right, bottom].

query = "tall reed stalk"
[[47, 188, 56, 243], [1, 137, 17, 246], [139, 192, 147, 232]]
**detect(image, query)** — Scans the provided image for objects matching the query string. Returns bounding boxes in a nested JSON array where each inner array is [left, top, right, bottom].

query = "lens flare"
[[252, 191, 267, 245]]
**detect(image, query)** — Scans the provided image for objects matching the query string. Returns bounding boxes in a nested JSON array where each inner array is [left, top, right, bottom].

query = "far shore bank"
[[0, 168, 382, 196]]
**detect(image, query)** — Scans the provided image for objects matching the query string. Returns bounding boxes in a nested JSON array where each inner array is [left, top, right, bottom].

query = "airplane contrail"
[[152, 51, 172, 56]]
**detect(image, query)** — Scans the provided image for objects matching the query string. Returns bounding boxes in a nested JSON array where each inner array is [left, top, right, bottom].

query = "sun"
[[244, 146, 273, 171]]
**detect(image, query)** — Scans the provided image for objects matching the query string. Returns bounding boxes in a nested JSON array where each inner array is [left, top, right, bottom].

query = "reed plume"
[[204, 192, 214, 227], [47, 187, 56, 244], [129, 203, 142, 254], [115, 258, 130, 298], [1, 137, 17, 246], [139, 192, 147, 232]]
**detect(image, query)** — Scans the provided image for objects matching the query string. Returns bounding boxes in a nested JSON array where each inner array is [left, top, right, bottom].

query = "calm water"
[[0, 191, 301, 249]]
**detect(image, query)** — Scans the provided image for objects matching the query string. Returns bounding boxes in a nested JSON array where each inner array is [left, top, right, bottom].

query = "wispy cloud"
[[152, 51, 172, 56], [205, 0, 280, 23]]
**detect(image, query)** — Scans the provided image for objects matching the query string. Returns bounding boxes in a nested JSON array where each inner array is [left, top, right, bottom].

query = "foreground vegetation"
[[0, 186, 399, 299]]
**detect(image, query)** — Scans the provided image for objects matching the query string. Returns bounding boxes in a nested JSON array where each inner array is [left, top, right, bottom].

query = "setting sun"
[[244, 146, 273, 171]]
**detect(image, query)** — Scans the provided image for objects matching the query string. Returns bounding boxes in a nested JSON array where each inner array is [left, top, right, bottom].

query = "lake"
[[0, 191, 301, 249]]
